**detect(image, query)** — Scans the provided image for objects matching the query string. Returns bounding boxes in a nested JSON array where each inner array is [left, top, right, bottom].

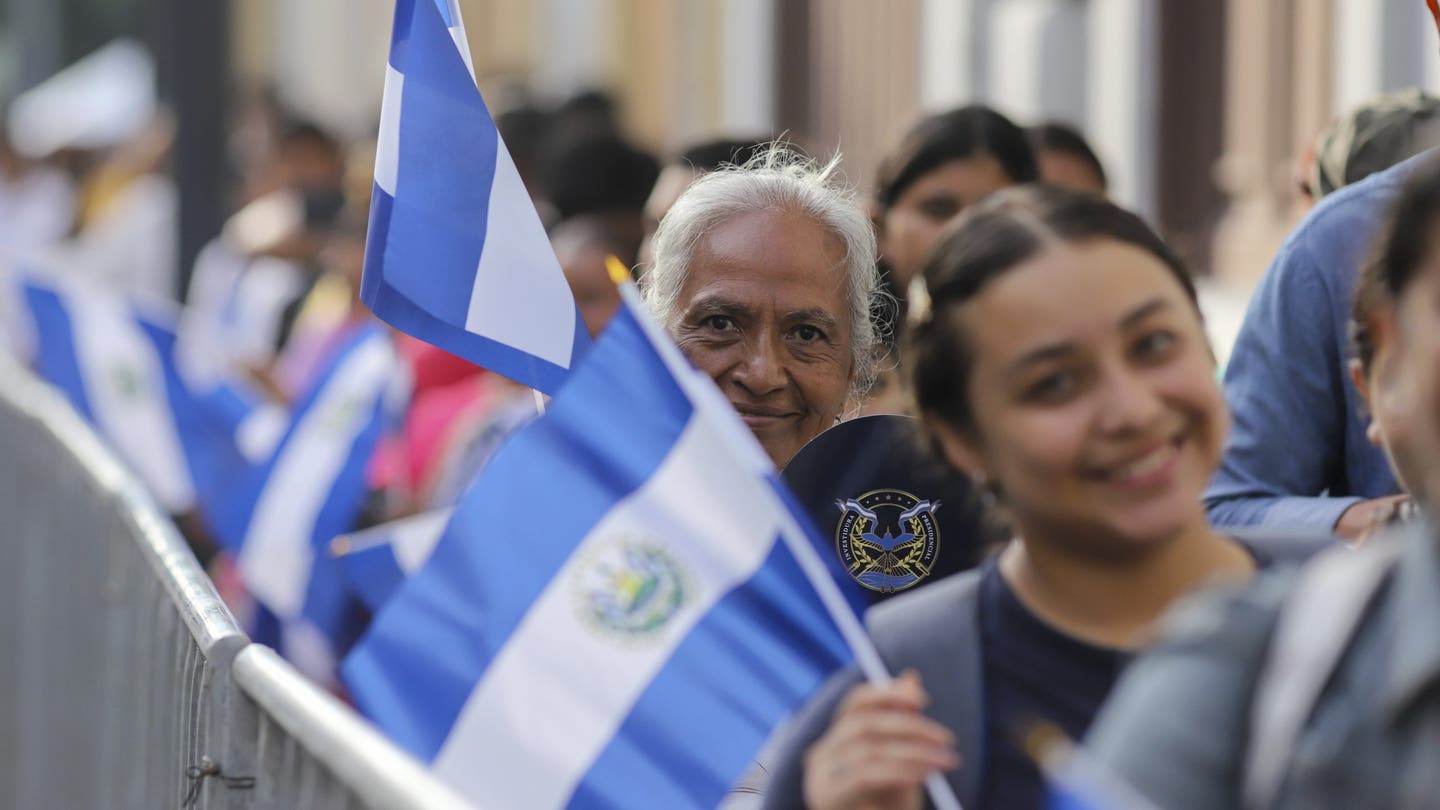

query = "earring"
[[971, 472, 999, 509]]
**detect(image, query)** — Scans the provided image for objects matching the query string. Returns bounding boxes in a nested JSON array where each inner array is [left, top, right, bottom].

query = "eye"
[[792, 324, 828, 343], [1025, 370, 1079, 403], [1132, 330, 1178, 360], [703, 315, 737, 333], [918, 198, 960, 222]]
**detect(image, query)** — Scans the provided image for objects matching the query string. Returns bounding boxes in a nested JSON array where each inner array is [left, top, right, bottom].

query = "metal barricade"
[[0, 356, 474, 809]]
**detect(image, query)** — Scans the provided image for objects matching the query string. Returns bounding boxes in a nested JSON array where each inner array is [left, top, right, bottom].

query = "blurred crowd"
[[7, 7, 1440, 807]]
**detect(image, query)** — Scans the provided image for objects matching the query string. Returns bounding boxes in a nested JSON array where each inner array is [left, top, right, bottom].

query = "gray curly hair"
[[641, 143, 884, 397]]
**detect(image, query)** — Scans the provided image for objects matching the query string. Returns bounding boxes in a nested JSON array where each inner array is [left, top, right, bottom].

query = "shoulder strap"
[[867, 572, 986, 809], [1242, 537, 1402, 810]]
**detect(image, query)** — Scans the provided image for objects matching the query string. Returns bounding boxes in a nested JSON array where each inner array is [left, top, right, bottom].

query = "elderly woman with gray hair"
[[641, 144, 882, 468]]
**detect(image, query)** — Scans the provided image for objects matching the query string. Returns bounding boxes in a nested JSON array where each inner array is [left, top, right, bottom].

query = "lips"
[[732, 403, 799, 429], [1095, 435, 1184, 489]]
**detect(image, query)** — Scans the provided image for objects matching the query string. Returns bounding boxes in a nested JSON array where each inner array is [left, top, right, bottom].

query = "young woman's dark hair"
[[1027, 121, 1109, 190], [1351, 152, 1440, 372], [874, 105, 1039, 211], [909, 184, 1197, 432]]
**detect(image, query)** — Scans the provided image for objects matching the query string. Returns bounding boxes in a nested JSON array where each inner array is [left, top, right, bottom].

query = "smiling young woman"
[[757, 186, 1331, 810]]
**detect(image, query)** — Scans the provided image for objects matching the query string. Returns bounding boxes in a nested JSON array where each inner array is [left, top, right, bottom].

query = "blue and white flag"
[[15, 273, 197, 513], [363, 0, 587, 395], [343, 289, 864, 809], [215, 321, 404, 682], [331, 507, 453, 612]]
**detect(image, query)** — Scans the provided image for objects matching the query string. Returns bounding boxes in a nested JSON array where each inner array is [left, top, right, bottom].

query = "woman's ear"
[[1349, 358, 1372, 409], [925, 415, 987, 484]]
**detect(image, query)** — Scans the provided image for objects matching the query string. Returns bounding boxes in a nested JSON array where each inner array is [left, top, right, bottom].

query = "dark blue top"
[[1202, 152, 1430, 530], [977, 560, 1127, 810], [974, 538, 1301, 809]]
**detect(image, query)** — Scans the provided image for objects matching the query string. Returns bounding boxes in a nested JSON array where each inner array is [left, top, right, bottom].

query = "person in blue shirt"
[[1204, 146, 1435, 537]]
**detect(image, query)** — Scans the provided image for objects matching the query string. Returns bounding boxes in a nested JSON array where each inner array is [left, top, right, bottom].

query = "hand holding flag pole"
[[604, 257, 964, 810]]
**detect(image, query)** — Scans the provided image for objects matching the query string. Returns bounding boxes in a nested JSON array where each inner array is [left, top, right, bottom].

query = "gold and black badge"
[[833, 490, 941, 594]]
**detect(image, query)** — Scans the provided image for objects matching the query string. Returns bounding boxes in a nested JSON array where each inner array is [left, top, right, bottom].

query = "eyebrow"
[[1005, 296, 1175, 374], [784, 308, 842, 330], [683, 296, 751, 321], [1119, 297, 1173, 328]]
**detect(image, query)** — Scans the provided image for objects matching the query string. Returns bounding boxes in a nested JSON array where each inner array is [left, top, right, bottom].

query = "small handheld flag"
[[15, 272, 196, 513], [363, 0, 588, 395], [331, 508, 453, 612], [344, 277, 917, 808]]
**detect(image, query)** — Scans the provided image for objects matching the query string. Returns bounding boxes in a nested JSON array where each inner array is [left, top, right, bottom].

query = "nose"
[[1096, 364, 1165, 434], [732, 334, 788, 397]]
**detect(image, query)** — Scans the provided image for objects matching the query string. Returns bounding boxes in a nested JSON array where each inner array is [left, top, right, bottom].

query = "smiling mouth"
[[733, 404, 799, 427], [1097, 435, 1184, 488]]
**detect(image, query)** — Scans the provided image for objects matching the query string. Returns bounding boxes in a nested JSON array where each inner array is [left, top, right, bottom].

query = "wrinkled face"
[[879, 156, 1015, 290], [1386, 255, 1440, 509], [934, 239, 1226, 557], [672, 208, 855, 467]]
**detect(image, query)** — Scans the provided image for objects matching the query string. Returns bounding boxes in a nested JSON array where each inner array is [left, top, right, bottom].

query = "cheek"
[[982, 407, 1094, 494], [1161, 360, 1229, 461], [675, 338, 739, 383], [794, 360, 851, 417], [883, 213, 944, 264]]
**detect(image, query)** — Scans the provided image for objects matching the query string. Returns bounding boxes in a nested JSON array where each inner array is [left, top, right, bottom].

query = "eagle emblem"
[[834, 490, 941, 593]]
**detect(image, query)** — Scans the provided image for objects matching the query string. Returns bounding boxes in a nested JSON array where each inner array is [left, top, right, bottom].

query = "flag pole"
[[604, 256, 964, 810]]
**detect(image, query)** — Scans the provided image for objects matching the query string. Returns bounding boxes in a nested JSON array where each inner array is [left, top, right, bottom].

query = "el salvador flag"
[[330, 507, 453, 613], [363, 0, 588, 395], [15, 273, 197, 514], [343, 287, 861, 809], [213, 321, 404, 683]]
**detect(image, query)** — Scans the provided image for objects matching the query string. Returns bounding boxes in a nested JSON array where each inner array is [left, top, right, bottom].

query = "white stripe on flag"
[[430, 412, 785, 807], [392, 508, 453, 572], [445, 11, 477, 84], [69, 290, 194, 512], [240, 335, 394, 618], [464, 137, 577, 370], [375, 64, 404, 197]]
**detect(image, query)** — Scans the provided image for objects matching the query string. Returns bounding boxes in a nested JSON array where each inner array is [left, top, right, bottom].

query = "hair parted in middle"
[[908, 184, 1198, 433]]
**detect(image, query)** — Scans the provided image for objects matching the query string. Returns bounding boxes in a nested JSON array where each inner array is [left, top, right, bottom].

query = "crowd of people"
[[6, 10, 1440, 808]]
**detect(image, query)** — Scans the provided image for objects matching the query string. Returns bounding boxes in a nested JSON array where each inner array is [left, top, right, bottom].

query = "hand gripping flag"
[[211, 321, 405, 683], [363, 0, 587, 395], [13, 272, 196, 513], [343, 281, 883, 810]]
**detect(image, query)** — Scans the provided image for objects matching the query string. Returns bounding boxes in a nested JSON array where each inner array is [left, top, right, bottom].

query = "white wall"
[[270, 0, 392, 139]]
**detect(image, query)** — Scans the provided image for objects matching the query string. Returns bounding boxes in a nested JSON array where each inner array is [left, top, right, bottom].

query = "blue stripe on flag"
[[430, 0, 456, 27], [568, 537, 852, 809], [378, 0, 495, 328], [336, 540, 408, 613], [364, 0, 588, 395], [342, 305, 693, 759], [21, 282, 96, 422], [363, 188, 583, 393]]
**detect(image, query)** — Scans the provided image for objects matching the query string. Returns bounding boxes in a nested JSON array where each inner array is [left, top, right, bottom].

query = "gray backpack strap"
[[1242, 536, 1402, 810]]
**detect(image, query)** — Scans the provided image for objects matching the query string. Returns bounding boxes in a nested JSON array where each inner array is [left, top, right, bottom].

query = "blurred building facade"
[[4, 0, 1440, 284]]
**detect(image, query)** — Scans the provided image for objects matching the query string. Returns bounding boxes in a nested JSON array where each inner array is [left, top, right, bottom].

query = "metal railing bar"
[[231, 645, 479, 810]]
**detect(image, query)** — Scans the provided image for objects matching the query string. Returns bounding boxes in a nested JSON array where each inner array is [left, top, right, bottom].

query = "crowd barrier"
[[0, 355, 475, 809]]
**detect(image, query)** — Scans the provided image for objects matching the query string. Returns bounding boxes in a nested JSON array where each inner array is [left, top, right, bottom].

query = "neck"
[[999, 514, 1254, 649]]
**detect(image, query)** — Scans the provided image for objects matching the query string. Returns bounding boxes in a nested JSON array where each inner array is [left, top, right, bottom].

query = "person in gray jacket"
[[759, 186, 1327, 810], [1088, 151, 1440, 809]]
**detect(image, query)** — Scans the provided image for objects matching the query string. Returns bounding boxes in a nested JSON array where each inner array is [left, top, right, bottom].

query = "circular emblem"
[[834, 490, 942, 594], [573, 538, 688, 637]]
